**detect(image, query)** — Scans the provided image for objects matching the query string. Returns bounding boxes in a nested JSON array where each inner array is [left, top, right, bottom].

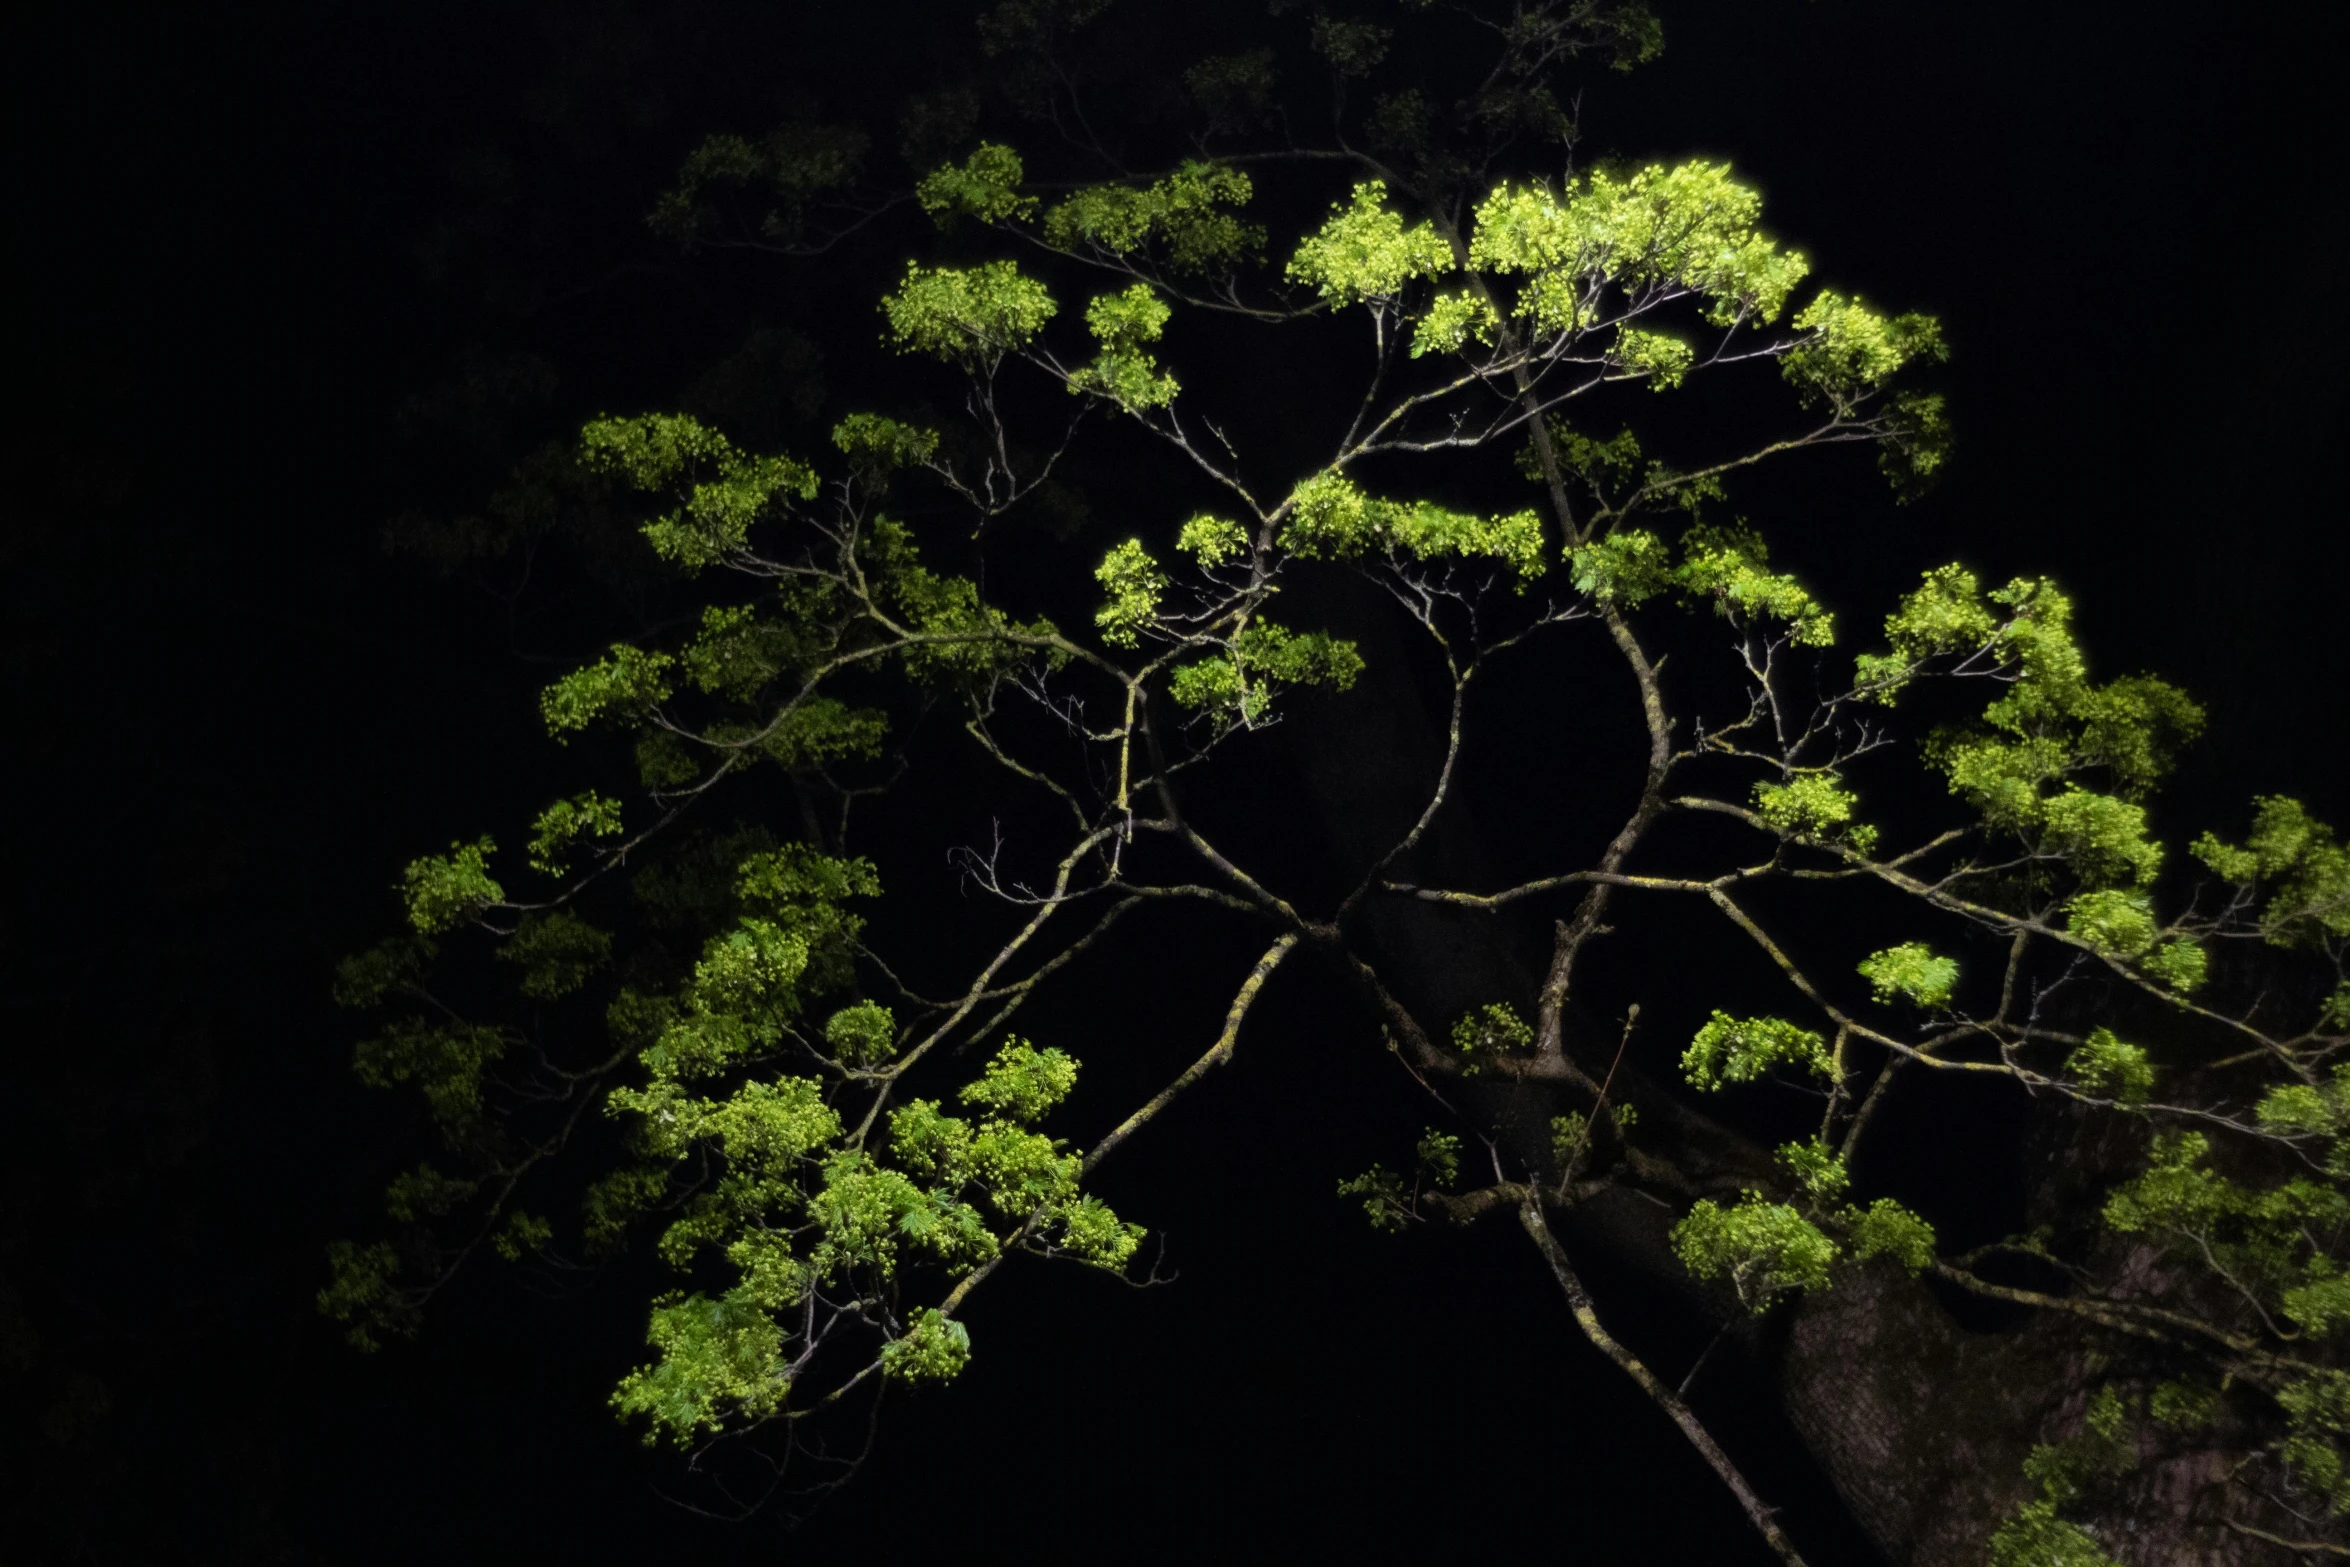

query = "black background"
[[5, 1, 2345, 1560]]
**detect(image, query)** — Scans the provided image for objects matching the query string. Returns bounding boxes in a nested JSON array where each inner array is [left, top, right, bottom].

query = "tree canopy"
[[314, 2, 2347, 1560]]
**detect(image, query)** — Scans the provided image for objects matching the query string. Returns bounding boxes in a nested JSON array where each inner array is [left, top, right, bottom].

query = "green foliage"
[[1612, 326, 1694, 389], [1167, 622, 1364, 728], [1677, 525, 1834, 646], [2137, 938, 2208, 993], [2066, 1028, 2153, 1108], [1847, 1199, 1936, 1273], [1174, 512, 1249, 567], [1853, 564, 1998, 700], [1469, 162, 1809, 331], [648, 124, 870, 252], [1671, 1194, 1837, 1310], [332, 935, 433, 1008], [400, 838, 504, 935], [541, 644, 676, 738], [1986, 1503, 2121, 1567], [1989, 1389, 2135, 1566], [2277, 1370, 2350, 1512], [822, 1002, 896, 1067], [1411, 290, 1500, 357], [2064, 890, 2158, 957], [2105, 1131, 2350, 1359], [527, 791, 623, 876], [1416, 1129, 1462, 1189], [492, 1210, 553, 1262], [385, 1163, 475, 1224], [2195, 797, 2350, 948], [882, 261, 1058, 367], [1776, 1140, 1849, 1204], [498, 912, 613, 1000], [1281, 472, 1543, 579], [579, 413, 816, 572], [831, 412, 941, 474], [1093, 538, 1167, 647], [1783, 291, 1944, 406], [1753, 772, 1873, 850], [1285, 182, 1452, 305], [611, 1291, 789, 1443], [354, 1019, 507, 1134], [1857, 942, 1958, 1008], [916, 142, 1037, 225], [1042, 163, 1261, 274], [1337, 1165, 1411, 1232], [882, 1308, 973, 1383], [317, 1240, 410, 1351], [1070, 284, 1179, 411], [1451, 1002, 1534, 1068], [956, 1040, 1079, 1124], [1564, 527, 1671, 606], [1681, 1012, 1832, 1091]]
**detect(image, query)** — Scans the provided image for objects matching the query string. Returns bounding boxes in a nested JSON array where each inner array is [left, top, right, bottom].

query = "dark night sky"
[[4, 2, 2344, 1561]]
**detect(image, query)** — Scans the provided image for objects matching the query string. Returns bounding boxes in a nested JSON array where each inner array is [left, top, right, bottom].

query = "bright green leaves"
[[1070, 284, 1178, 411], [1286, 182, 1453, 306], [1093, 538, 1167, 648], [2065, 890, 2158, 957], [1754, 772, 1874, 851], [1451, 1001, 1534, 1071], [1563, 527, 1670, 606], [1044, 161, 1262, 274], [1857, 943, 1958, 1008], [1675, 1146, 1935, 1309], [1336, 1165, 1412, 1232], [822, 1002, 896, 1068], [1411, 290, 1499, 357], [2039, 788, 2163, 889], [1175, 513, 1250, 567], [882, 260, 1058, 368], [1681, 1011, 1832, 1092], [1612, 327, 1694, 390], [2067, 1028, 2154, 1107], [1167, 622, 1363, 730], [1416, 1129, 1462, 1189], [400, 838, 504, 934], [1848, 1200, 1937, 1272], [687, 920, 811, 1041], [1852, 564, 1998, 700], [1469, 163, 1809, 331], [831, 412, 940, 474], [527, 792, 622, 876], [580, 413, 817, 572], [881, 1308, 972, 1383], [957, 1040, 1078, 1124], [1671, 1196, 1837, 1310], [2195, 797, 2350, 949], [1280, 471, 1543, 579], [916, 142, 1038, 225], [541, 644, 675, 738], [1783, 291, 1945, 407], [1677, 525, 1834, 645], [611, 1291, 789, 1445], [1778, 1139, 1849, 1204]]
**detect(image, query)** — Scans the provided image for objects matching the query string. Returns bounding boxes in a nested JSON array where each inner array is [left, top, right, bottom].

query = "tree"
[[324, 2, 2350, 1559]]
